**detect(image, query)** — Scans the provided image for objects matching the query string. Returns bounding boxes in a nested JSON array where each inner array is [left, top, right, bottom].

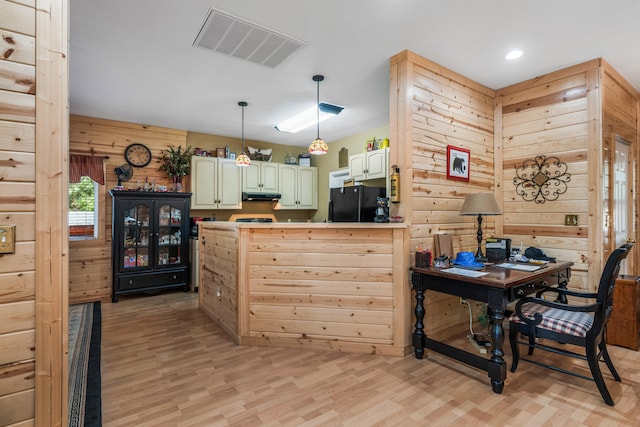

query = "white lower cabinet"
[[190, 157, 241, 210], [278, 164, 317, 209]]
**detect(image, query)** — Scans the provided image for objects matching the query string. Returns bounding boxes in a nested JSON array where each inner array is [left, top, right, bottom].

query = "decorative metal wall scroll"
[[513, 155, 570, 203]]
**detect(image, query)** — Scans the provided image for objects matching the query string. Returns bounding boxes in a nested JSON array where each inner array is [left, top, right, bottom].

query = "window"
[[69, 176, 99, 239], [68, 154, 105, 240]]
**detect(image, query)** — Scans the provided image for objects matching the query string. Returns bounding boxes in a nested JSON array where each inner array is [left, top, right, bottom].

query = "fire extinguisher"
[[390, 165, 400, 203]]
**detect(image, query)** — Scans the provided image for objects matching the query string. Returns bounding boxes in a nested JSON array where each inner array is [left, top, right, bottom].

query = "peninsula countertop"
[[200, 221, 407, 229]]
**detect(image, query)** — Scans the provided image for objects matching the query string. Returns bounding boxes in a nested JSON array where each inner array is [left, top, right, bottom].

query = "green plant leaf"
[[159, 145, 193, 177]]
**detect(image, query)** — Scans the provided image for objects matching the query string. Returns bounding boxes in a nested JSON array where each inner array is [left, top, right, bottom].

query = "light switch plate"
[[564, 215, 578, 226], [0, 225, 16, 254]]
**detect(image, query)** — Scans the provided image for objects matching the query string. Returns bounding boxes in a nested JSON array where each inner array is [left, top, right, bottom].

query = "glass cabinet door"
[[156, 203, 183, 267], [122, 203, 151, 270]]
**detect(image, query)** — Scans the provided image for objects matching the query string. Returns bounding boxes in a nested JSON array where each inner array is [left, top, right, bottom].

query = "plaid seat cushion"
[[509, 303, 594, 337]]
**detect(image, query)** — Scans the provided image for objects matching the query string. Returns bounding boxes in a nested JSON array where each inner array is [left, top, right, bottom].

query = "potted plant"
[[159, 145, 193, 191]]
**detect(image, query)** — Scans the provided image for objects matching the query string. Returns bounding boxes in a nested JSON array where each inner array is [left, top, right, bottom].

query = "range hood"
[[242, 192, 281, 201]]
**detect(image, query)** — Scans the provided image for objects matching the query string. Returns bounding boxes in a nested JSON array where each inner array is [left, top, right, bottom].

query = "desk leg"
[[488, 307, 506, 393], [412, 287, 426, 359], [555, 278, 569, 304]]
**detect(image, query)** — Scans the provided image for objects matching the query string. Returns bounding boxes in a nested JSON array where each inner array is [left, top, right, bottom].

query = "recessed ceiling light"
[[505, 50, 523, 60]]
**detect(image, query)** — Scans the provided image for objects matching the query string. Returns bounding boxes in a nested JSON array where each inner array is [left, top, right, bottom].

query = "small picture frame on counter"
[[216, 147, 226, 158]]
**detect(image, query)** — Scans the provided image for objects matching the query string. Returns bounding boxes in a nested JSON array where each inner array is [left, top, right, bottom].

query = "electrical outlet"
[[0, 225, 16, 254], [564, 215, 578, 226]]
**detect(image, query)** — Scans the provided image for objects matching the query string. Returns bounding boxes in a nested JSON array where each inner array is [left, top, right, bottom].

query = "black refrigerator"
[[328, 185, 386, 222]]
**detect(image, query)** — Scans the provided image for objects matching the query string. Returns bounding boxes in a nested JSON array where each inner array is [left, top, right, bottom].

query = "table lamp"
[[459, 193, 502, 261]]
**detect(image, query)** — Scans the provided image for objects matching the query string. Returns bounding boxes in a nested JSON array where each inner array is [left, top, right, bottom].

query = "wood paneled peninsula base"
[[198, 221, 410, 356]]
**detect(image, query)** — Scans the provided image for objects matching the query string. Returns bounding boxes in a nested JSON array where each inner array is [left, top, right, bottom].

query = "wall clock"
[[124, 143, 152, 167]]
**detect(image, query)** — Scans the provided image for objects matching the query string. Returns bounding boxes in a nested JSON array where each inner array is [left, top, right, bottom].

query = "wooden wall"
[[240, 225, 409, 356], [496, 60, 598, 289], [389, 50, 496, 337], [496, 59, 639, 290], [1, 0, 68, 424], [69, 115, 187, 302], [198, 224, 239, 340], [1, 1, 38, 424]]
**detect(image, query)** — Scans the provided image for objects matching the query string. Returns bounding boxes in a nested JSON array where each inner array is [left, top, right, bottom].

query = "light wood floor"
[[101, 291, 640, 426]]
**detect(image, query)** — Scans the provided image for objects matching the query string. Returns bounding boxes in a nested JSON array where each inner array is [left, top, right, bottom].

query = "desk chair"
[[508, 243, 633, 406]]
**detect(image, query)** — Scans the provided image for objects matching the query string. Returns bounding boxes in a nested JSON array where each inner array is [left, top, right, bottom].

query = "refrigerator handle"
[[328, 200, 334, 222]]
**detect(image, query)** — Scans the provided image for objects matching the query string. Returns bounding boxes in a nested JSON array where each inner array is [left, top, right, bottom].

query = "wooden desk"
[[410, 261, 573, 393]]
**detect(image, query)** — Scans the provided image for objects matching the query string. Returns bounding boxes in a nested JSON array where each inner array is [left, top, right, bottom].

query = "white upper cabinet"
[[277, 164, 317, 210], [217, 158, 242, 208], [190, 157, 241, 210], [296, 166, 318, 209], [349, 148, 388, 181], [242, 161, 279, 194], [190, 156, 216, 209]]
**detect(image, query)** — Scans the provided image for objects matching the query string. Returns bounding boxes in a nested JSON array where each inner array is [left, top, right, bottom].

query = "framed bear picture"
[[446, 145, 470, 181]]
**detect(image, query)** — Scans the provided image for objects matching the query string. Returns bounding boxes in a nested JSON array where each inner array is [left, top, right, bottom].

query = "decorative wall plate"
[[513, 155, 570, 203]]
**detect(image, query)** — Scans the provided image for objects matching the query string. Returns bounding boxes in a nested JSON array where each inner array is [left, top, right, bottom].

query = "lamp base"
[[474, 214, 485, 262]]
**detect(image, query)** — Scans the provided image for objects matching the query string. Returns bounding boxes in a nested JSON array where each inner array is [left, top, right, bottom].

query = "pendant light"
[[308, 74, 328, 155], [235, 101, 251, 167]]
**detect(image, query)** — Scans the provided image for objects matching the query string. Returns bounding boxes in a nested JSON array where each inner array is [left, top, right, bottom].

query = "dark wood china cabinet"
[[109, 191, 191, 302]]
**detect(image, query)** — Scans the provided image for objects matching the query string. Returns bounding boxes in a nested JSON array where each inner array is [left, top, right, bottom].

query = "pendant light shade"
[[236, 101, 251, 167], [309, 137, 328, 155], [308, 74, 328, 155]]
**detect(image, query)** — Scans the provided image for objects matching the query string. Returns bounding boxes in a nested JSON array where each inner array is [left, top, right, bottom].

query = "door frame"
[[606, 134, 636, 274]]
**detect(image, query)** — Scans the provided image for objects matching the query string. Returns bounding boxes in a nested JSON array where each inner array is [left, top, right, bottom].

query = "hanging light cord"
[[238, 101, 248, 154], [236, 101, 250, 166], [316, 77, 320, 139], [241, 103, 245, 151]]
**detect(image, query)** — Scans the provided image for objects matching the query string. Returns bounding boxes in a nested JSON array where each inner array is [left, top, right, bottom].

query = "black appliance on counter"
[[328, 185, 386, 222]]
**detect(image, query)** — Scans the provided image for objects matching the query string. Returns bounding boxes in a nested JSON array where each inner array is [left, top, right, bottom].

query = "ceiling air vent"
[[193, 8, 306, 68]]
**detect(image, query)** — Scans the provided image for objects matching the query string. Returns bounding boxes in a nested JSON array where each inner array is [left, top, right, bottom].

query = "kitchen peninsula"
[[198, 221, 410, 356]]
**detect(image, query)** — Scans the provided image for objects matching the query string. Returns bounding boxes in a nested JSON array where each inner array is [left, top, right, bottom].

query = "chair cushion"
[[510, 303, 594, 337]]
